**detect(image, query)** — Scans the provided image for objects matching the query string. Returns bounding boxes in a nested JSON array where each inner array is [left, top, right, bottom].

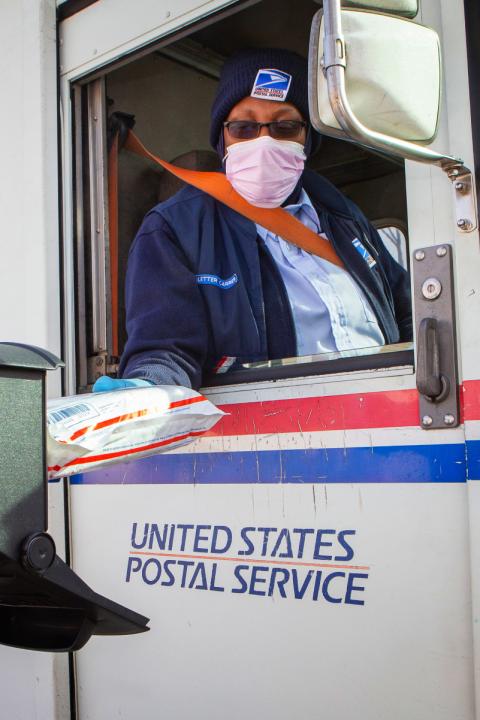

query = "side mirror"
[[308, 0, 477, 232], [309, 6, 441, 146]]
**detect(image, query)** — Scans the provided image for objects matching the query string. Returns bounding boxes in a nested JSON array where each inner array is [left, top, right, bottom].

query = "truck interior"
[[74, 0, 411, 391]]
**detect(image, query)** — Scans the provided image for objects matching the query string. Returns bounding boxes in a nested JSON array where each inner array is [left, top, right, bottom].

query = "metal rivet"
[[457, 218, 471, 229], [436, 246, 447, 257], [422, 277, 442, 300], [455, 181, 465, 192], [422, 415, 433, 427], [444, 414, 455, 425], [415, 250, 425, 261]]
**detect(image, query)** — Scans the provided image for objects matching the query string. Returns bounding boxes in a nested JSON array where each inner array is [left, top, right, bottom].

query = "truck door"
[[58, 1, 479, 718]]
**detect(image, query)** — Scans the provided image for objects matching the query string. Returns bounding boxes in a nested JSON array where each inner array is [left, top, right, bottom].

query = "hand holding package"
[[47, 385, 224, 479]]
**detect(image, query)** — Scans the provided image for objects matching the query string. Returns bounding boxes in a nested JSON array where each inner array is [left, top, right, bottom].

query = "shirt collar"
[[285, 189, 321, 231], [255, 190, 321, 243]]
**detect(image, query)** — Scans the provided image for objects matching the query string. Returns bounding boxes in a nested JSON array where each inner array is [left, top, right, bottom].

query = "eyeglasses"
[[223, 120, 307, 140]]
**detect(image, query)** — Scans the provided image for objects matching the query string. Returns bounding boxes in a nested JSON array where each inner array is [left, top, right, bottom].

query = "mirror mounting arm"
[[318, 0, 477, 233], [322, 1, 346, 71]]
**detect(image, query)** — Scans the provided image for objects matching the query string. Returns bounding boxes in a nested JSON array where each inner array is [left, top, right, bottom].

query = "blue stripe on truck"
[[70, 441, 472, 485]]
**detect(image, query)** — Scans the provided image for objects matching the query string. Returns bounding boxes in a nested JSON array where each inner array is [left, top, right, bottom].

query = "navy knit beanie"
[[210, 48, 321, 158]]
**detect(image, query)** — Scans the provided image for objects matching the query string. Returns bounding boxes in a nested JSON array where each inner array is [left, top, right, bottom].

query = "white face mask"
[[224, 135, 306, 208]]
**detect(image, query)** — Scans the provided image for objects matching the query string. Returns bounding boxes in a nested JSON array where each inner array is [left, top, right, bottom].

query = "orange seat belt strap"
[[123, 130, 345, 270]]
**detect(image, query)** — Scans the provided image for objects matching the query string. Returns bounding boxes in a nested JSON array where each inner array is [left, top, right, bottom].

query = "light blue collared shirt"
[[256, 190, 385, 356]]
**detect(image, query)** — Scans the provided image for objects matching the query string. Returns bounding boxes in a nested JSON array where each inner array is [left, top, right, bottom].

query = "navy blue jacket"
[[119, 169, 412, 389]]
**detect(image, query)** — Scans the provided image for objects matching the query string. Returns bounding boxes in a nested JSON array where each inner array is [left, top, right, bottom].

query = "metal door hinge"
[[87, 352, 119, 387], [444, 164, 478, 233], [413, 244, 459, 429]]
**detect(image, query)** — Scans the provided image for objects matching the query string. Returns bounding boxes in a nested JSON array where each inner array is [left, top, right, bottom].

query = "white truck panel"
[[0, 2, 68, 717], [406, 0, 480, 383], [71, 483, 474, 720], [0, 0, 61, 386], [59, 0, 255, 81]]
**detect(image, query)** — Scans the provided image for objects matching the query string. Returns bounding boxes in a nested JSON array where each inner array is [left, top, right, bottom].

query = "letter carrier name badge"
[[251, 69, 292, 102], [196, 273, 239, 289]]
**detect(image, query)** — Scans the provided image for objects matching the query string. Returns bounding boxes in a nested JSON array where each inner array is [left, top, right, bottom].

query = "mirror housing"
[[308, 0, 477, 232], [341, 0, 418, 18], [309, 8, 441, 144]]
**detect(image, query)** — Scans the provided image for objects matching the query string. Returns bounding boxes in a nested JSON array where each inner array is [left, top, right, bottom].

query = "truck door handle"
[[413, 245, 458, 428], [416, 317, 449, 401]]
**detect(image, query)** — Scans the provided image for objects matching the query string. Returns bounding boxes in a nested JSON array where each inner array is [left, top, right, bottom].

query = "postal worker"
[[95, 48, 412, 392]]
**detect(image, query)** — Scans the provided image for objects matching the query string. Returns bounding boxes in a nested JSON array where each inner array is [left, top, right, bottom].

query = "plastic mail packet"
[[47, 386, 224, 479]]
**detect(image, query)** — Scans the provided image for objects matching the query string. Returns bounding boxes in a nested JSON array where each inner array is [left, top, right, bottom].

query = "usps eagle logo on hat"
[[251, 68, 292, 102]]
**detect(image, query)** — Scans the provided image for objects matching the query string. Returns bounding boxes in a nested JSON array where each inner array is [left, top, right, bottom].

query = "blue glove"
[[92, 376, 153, 393]]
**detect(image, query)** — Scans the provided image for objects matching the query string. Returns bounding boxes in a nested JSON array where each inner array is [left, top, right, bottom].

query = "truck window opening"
[[75, 0, 411, 392]]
